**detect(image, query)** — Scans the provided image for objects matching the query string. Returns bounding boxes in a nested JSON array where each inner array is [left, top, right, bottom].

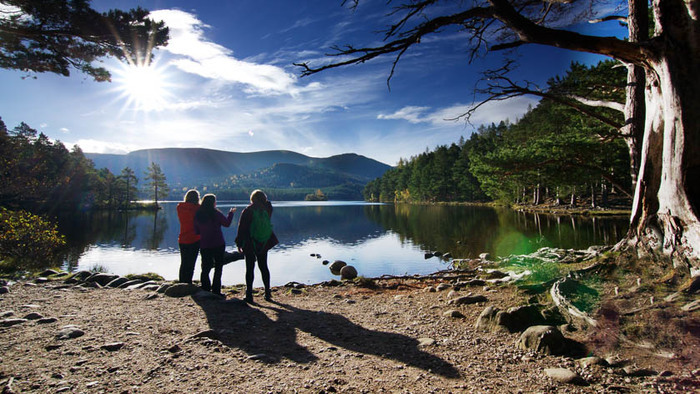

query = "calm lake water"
[[59, 201, 629, 287]]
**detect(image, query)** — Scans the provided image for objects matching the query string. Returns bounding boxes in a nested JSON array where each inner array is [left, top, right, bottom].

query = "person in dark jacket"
[[194, 194, 235, 296], [235, 189, 278, 303], [176, 189, 200, 284]]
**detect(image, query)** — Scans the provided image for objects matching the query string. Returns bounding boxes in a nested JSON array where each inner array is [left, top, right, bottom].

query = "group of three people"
[[176, 189, 278, 303]]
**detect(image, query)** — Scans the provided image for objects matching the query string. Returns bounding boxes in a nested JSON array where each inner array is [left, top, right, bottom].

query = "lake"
[[59, 201, 629, 287]]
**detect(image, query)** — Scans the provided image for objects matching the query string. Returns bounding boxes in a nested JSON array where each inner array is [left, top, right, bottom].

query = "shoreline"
[[1, 263, 697, 392]]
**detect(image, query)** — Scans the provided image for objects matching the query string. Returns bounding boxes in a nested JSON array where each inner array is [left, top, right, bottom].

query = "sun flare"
[[113, 62, 172, 111]]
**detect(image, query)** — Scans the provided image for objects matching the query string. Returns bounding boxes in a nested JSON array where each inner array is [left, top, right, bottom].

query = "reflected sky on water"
[[61, 201, 629, 286]]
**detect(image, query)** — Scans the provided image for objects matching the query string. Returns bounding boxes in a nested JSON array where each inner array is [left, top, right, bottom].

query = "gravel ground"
[[0, 276, 697, 393]]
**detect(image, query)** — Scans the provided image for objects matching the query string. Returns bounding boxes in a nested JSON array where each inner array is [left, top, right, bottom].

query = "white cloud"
[[60, 127, 70, 133], [149, 9, 297, 95], [377, 106, 431, 123], [377, 96, 539, 127]]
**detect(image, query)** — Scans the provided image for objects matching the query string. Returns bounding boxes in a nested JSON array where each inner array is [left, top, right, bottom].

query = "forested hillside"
[[364, 61, 632, 208]]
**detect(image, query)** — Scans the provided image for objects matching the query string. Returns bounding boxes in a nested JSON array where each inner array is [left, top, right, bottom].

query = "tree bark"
[[624, 0, 700, 275]]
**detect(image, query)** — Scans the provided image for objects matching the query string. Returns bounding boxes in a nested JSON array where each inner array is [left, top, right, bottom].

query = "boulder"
[[474, 306, 500, 332], [492, 305, 547, 333], [329, 260, 347, 275], [39, 269, 60, 277], [85, 273, 120, 287], [479, 252, 491, 260], [518, 325, 585, 357], [340, 265, 358, 280], [64, 270, 92, 284], [164, 283, 200, 298], [105, 277, 129, 288], [117, 279, 144, 289]]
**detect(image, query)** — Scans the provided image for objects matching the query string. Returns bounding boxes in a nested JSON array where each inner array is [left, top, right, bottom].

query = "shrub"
[[0, 208, 65, 272]]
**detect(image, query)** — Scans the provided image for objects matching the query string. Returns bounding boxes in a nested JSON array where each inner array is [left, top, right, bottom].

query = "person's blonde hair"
[[250, 189, 267, 204]]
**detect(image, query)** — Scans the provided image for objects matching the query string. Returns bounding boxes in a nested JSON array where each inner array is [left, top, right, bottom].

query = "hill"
[[86, 148, 392, 200]]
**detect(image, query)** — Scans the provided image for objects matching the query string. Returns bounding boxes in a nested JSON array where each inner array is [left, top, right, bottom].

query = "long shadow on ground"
[[193, 295, 460, 378]]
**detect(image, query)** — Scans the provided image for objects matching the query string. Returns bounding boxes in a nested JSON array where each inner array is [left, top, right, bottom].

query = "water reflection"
[[57, 202, 628, 286]]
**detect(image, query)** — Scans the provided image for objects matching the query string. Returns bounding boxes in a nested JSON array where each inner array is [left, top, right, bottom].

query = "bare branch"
[[567, 95, 625, 111]]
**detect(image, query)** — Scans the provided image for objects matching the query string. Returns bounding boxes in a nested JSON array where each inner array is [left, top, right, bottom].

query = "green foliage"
[[143, 162, 169, 206], [305, 189, 328, 201], [0, 118, 122, 212], [125, 272, 164, 281], [119, 167, 139, 208], [365, 61, 632, 207], [364, 141, 487, 203], [0, 207, 65, 271], [0, 0, 169, 81]]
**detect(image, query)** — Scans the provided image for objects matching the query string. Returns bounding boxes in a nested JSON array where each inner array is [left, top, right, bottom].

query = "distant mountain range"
[[85, 148, 392, 200]]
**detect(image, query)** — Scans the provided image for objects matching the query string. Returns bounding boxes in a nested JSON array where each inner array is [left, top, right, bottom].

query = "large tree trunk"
[[624, 0, 700, 275]]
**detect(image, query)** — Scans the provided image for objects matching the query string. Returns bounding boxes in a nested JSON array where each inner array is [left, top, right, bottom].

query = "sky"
[[0, 0, 626, 166]]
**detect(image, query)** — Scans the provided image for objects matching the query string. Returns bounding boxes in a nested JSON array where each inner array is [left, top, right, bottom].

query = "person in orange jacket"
[[176, 189, 201, 284]]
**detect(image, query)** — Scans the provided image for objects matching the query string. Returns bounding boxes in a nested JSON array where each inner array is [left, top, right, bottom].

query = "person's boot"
[[244, 290, 254, 304], [264, 289, 272, 301]]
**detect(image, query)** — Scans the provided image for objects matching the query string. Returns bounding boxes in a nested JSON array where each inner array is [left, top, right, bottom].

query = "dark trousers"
[[200, 245, 225, 294], [178, 242, 200, 284], [243, 248, 270, 296]]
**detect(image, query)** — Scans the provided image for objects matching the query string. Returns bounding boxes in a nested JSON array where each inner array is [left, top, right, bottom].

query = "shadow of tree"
[[193, 295, 460, 378]]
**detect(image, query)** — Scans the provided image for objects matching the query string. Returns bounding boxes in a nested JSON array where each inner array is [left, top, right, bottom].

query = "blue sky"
[[0, 0, 625, 165]]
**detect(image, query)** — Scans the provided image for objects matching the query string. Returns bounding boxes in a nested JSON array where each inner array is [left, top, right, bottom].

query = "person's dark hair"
[[250, 189, 267, 205], [195, 194, 218, 223], [184, 189, 200, 204]]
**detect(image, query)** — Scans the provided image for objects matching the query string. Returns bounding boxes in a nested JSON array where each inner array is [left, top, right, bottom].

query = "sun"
[[113, 61, 172, 112]]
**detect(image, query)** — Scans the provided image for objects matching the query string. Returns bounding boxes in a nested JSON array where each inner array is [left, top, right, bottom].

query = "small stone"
[[577, 356, 607, 368], [56, 325, 84, 340], [436, 283, 451, 291], [167, 344, 182, 353], [0, 311, 14, 317], [623, 366, 657, 377], [37, 317, 58, 324], [448, 295, 487, 305], [248, 353, 268, 360], [443, 310, 465, 318], [418, 338, 435, 346], [0, 287, 9, 294], [659, 370, 673, 377], [1, 318, 28, 327], [101, 342, 125, 351], [23, 312, 43, 320], [423, 286, 436, 293], [544, 368, 588, 385]]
